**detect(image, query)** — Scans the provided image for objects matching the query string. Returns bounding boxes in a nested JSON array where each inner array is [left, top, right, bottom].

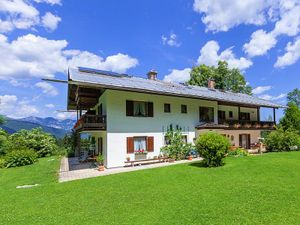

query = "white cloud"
[[0, 34, 139, 80], [161, 33, 181, 47], [243, 30, 277, 57], [275, 37, 300, 67], [56, 112, 76, 120], [163, 68, 191, 83], [35, 82, 58, 96], [67, 51, 138, 73], [45, 103, 55, 108], [193, 0, 272, 32], [0, 94, 39, 118], [259, 93, 286, 101], [252, 85, 272, 95], [41, 12, 61, 31], [197, 41, 252, 70], [34, 0, 61, 5]]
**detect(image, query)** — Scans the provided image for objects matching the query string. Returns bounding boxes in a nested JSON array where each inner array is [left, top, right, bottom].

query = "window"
[[240, 112, 250, 121], [134, 137, 147, 152], [127, 136, 154, 153], [182, 135, 187, 144], [199, 107, 214, 122], [164, 103, 171, 113], [126, 100, 153, 117], [229, 111, 233, 118], [218, 110, 226, 122], [181, 104, 187, 113]]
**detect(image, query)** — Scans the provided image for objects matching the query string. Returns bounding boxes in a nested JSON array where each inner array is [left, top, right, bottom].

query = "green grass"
[[1, 152, 300, 225]]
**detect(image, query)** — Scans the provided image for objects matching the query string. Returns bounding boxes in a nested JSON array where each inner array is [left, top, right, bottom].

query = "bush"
[[265, 129, 300, 152], [196, 132, 230, 167], [161, 128, 192, 160], [4, 149, 38, 168], [0, 157, 5, 168], [228, 147, 249, 157]]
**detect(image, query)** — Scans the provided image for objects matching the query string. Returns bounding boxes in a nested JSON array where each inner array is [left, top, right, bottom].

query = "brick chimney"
[[147, 70, 158, 80], [208, 79, 215, 89]]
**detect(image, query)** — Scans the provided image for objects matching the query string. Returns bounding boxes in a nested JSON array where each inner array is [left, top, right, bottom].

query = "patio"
[[59, 157, 203, 182]]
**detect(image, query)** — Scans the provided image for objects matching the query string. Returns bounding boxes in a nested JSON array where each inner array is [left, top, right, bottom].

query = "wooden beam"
[[257, 107, 260, 122], [42, 78, 68, 83], [238, 106, 241, 120], [273, 108, 276, 124]]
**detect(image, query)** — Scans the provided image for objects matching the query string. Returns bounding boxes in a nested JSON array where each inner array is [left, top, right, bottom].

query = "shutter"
[[126, 100, 133, 116], [239, 134, 242, 147], [247, 134, 251, 149], [147, 102, 153, 117], [147, 136, 154, 152], [127, 137, 134, 153]]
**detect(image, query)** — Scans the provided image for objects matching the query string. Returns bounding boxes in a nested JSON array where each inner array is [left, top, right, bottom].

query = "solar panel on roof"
[[78, 67, 129, 77]]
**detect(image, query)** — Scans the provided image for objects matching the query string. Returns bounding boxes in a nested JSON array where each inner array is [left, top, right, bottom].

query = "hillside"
[[0, 117, 75, 138]]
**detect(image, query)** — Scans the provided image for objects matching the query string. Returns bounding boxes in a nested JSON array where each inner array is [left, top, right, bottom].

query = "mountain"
[[0, 117, 76, 138]]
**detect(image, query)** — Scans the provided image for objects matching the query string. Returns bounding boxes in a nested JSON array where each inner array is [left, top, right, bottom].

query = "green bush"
[[0, 157, 5, 168], [4, 149, 38, 168], [196, 132, 230, 167], [265, 129, 300, 152], [228, 147, 249, 157]]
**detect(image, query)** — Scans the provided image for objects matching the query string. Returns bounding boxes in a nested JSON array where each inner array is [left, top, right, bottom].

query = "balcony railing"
[[218, 120, 275, 129], [73, 115, 106, 132]]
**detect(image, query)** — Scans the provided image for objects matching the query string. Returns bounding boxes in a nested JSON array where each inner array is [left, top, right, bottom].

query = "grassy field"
[[0, 152, 300, 225]]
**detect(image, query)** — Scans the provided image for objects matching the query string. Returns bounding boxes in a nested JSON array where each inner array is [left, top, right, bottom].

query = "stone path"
[[59, 157, 202, 183]]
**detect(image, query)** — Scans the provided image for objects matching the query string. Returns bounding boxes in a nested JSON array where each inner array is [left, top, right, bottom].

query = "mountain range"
[[0, 116, 76, 138]]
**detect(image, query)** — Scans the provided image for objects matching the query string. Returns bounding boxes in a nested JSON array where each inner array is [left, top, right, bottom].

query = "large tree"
[[287, 88, 300, 108], [187, 61, 252, 94], [0, 115, 5, 125]]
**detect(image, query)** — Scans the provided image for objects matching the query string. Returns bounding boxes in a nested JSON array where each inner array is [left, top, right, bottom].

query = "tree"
[[187, 61, 252, 94], [279, 102, 300, 133], [0, 115, 5, 125], [287, 88, 300, 108]]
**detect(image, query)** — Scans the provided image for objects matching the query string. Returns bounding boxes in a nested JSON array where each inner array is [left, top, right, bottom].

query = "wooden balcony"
[[73, 115, 106, 132], [218, 120, 275, 130]]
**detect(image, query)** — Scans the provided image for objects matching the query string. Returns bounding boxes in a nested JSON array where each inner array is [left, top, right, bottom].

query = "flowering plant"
[[134, 149, 147, 154]]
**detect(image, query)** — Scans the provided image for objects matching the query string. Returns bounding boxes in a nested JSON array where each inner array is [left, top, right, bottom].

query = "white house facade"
[[68, 67, 284, 168]]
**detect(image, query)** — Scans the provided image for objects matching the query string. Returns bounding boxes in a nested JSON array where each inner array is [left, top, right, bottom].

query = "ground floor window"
[[134, 137, 147, 153]]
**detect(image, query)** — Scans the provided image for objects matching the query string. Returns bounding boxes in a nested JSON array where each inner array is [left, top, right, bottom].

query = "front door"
[[239, 134, 250, 149]]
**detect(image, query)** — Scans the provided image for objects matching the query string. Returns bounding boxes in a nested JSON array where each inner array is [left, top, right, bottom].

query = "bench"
[[124, 157, 169, 167]]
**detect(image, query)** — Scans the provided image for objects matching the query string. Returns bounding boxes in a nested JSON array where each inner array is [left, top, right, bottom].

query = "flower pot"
[[98, 165, 105, 171], [188, 155, 193, 160], [169, 158, 175, 163]]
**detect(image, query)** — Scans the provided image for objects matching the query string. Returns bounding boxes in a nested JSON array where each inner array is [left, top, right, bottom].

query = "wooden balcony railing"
[[218, 120, 275, 129], [73, 115, 106, 132]]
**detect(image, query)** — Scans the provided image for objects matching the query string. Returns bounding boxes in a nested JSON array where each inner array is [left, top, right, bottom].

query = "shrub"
[[0, 157, 5, 168], [196, 132, 230, 167], [4, 149, 38, 168], [0, 129, 8, 156], [265, 129, 300, 152], [161, 128, 192, 160], [228, 147, 249, 157]]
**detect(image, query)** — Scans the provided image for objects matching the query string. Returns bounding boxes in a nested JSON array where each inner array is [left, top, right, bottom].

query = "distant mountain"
[[0, 117, 76, 138]]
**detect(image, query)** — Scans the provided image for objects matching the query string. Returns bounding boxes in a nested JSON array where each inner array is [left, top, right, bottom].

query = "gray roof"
[[68, 67, 285, 108]]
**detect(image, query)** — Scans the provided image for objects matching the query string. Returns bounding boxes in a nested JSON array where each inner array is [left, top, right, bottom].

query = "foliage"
[[279, 102, 300, 133], [187, 61, 252, 94], [0, 157, 5, 168], [195, 132, 230, 167], [4, 148, 38, 168], [265, 129, 300, 152], [97, 154, 104, 165], [57, 131, 77, 157], [228, 147, 249, 157], [0, 115, 6, 125], [287, 88, 300, 108], [161, 128, 192, 160], [0, 129, 8, 156], [6, 128, 58, 157]]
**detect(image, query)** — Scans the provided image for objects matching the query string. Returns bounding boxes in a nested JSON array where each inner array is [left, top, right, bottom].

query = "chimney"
[[147, 70, 158, 80], [208, 79, 215, 89]]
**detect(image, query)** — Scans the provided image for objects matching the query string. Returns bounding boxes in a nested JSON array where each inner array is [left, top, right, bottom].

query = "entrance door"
[[239, 134, 250, 149], [98, 137, 103, 155]]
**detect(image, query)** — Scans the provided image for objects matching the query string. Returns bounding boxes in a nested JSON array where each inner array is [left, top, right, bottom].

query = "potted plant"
[[187, 155, 193, 160], [97, 154, 105, 171], [126, 156, 130, 162]]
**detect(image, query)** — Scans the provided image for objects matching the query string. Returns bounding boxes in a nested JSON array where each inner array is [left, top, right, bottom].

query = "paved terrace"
[[59, 157, 203, 183]]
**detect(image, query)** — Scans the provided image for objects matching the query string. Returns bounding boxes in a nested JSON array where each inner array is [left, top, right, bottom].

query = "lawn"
[[0, 152, 300, 225]]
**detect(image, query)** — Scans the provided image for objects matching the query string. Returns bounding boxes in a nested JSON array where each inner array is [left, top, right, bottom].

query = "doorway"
[[239, 134, 250, 149]]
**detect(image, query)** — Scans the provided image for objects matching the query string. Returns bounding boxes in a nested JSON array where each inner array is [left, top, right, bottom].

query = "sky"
[[0, 0, 299, 120]]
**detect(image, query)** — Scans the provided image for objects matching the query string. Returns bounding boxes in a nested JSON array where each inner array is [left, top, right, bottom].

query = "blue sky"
[[0, 0, 299, 120]]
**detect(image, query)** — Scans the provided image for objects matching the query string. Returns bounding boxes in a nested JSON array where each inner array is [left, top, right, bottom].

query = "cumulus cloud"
[[193, 0, 272, 32], [252, 85, 272, 95], [0, 34, 139, 80], [259, 93, 287, 101], [161, 32, 181, 47], [45, 103, 55, 108], [0, 94, 39, 118], [41, 12, 61, 31], [56, 112, 76, 120], [34, 0, 61, 5], [163, 68, 191, 83], [197, 41, 252, 70], [35, 82, 58, 96], [275, 37, 300, 67]]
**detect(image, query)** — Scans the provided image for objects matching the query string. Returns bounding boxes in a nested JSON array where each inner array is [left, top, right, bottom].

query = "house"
[[67, 67, 285, 168]]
